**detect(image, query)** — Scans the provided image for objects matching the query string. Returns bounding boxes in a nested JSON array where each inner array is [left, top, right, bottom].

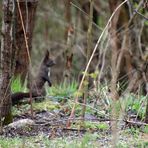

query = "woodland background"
[[0, 0, 148, 147], [0, 0, 147, 88]]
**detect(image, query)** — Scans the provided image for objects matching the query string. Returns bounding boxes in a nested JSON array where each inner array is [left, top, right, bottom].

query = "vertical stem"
[[64, 0, 74, 83], [86, 0, 93, 62], [81, 0, 94, 120]]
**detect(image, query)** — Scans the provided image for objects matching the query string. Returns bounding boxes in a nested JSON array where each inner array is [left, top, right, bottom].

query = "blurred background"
[[0, 0, 147, 94]]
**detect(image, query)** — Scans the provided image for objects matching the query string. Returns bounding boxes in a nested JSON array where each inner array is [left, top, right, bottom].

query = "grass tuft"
[[11, 76, 27, 93]]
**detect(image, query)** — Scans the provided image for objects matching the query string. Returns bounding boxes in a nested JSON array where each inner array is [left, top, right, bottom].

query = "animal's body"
[[11, 50, 55, 105]]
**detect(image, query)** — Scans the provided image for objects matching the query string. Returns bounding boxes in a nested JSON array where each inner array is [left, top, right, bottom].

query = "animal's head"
[[43, 50, 56, 67]]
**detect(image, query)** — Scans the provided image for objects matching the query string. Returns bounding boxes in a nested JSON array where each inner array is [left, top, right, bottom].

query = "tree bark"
[[0, 0, 13, 125], [14, 0, 38, 84]]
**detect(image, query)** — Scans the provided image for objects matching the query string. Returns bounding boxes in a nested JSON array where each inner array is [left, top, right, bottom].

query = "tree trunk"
[[109, 0, 121, 100], [0, 0, 13, 126], [14, 0, 38, 84], [63, 0, 74, 83]]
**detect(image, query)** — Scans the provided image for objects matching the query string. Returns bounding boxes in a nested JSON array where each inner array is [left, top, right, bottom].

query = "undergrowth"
[[11, 77, 147, 120], [11, 77, 27, 93], [10, 78, 148, 147], [47, 80, 78, 101], [0, 132, 148, 148]]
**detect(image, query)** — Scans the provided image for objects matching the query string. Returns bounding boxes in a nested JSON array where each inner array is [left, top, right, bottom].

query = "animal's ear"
[[43, 50, 50, 63]]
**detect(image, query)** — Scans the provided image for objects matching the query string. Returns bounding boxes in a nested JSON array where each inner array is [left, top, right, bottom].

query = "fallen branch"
[[62, 128, 87, 132], [124, 119, 148, 127]]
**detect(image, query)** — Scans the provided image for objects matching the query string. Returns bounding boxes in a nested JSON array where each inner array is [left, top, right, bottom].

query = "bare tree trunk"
[[64, 0, 74, 83], [0, 0, 13, 126], [14, 0, 38, 84]]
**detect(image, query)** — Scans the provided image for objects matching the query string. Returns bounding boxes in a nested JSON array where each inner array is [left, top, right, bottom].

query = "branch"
[[125, 119, 148, 127], [134, 9, 148, 21]]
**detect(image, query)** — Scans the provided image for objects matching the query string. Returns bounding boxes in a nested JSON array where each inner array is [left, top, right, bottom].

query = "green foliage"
[[111, 100, 122, 117], [0, 134, 99, 148], [124, 127, 141, 139], [10, 80, 147, 148], [74, 90, 83, 98], [143, 125, 148, 134], [89, 70, 99, 79], [116, 141, 129, 148], [144, 21, 148, 26], [84, 121, 109, 131], [33, 99, 60, 111], [81, 71, 99, 84], [0, 137, 22, 148], [12, 104, 30, 116], [116, 141, 148, 148], [44, 133, 100, 148], [96, 122, 109, 131], [80, 133, 99, 148], [47, 81, 78, 101], [12, 99, 60, 116], [0, 130, 147, 148], [11, 77, 27, 93], [72, 120, 109, 132], [124, 94, 146, 120]]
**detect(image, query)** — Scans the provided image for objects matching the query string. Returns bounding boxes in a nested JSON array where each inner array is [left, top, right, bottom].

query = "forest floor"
[[1, 95, 148, 148], [0, 82, 148, 147]]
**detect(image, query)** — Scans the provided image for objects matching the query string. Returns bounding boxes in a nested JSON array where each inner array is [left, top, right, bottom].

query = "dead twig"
[[134, 10, 148, 20], [124, 119, 148, 127]]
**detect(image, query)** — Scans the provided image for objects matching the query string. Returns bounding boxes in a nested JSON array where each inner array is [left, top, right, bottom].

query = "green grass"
[[144, 125, 148, 134], [0, 135, 99, 148], [81, 121, 109, 131], [10, 80, 148, 148], [47, 81, 78, 101], [11, 76, 27, 93], [0, 137, 22, 148], [0, 132, 147, 148], [11, 78, 147, 122], [123, 94, 147, 120], [32, 99, 60, 111]]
